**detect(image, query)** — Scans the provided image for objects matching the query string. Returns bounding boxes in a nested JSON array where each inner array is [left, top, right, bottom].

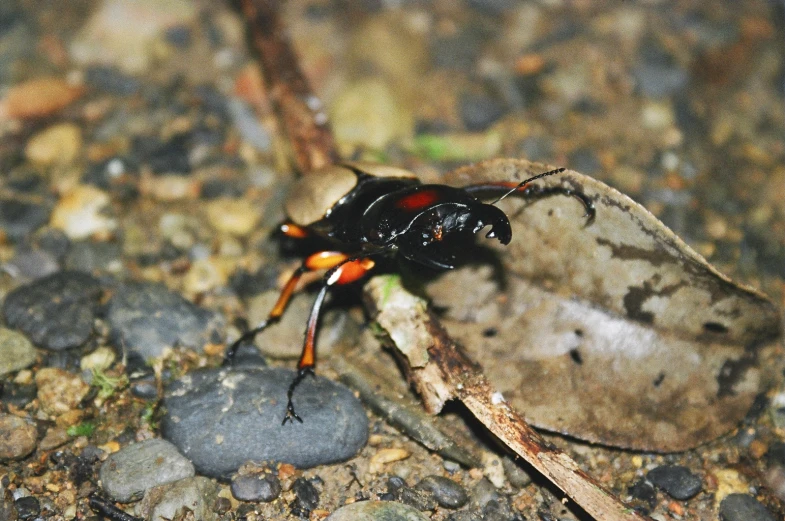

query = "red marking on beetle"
[[395, 189, 441, 211]]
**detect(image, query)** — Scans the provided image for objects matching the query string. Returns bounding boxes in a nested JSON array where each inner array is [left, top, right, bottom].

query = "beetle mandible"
[[225, 161, 595, 424]]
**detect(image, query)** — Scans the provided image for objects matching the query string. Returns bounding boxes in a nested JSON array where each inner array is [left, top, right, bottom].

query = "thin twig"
[[238, 0, 339, 174]]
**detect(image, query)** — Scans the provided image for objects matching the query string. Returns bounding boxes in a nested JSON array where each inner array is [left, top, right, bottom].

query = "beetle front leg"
[[224, 248, 362, 364], [519, 184, 596, 225], [464, 178, 596, 225]]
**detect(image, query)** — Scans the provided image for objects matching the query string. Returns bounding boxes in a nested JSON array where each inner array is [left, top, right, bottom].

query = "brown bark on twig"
[[239, 0, 339, 173]]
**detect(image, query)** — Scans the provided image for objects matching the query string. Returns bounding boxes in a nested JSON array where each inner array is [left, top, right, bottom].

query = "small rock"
[[396, 486, 437, 512], [0, 200, 51, 241], [330, 79, 413, 151], [470, 478, 501, 509], [50, 185, 118, 240], [69, 0, 197, 74], [480, 498, 515, 521], [39, 426, 70, 451], [414, 476, 468, 509], [138, 476, 217, 521], [0, 328, 37, 376], [647, 465, 702, 500], [0, 381, 37, 409], [106, 281, 225, 360], [291, 477, 320, 518], [568, 148, 602, 176], [99, 438, 195, 503], [459, 92, 506, 131], [369, 448, 411, 474], [7, 248, 60, 279], [227, 98, 271, 152], [431, 31, 481, 70], [34, 368, 90, 416], [230, 467, 281, 502], [627, 478, 657, 510], [80, 346, 116, 373], [64, 241, 123, 274], [14, 495, 40, 519], [1, 76, 84, 119], [206, 197, 260, 237], [25, 123, 82, 166], [2, 271, 102, 350], [85, 66, 142, 95], [326, 500, 429, 521], [0, 414, 37, 461], [634, 64, 688, 98], [160, 367, 368, 477], [134, 133, 192, 175], [182, 258, 228, 295], [501, 456, 532, 488], [719, 493, 776, 521]]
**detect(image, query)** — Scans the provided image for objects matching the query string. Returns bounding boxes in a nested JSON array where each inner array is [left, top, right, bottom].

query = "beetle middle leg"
[[283, 254, 377, 424]]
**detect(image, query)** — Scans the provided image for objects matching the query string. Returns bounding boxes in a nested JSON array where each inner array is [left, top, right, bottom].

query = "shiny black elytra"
[[225, 161, 595, 424]]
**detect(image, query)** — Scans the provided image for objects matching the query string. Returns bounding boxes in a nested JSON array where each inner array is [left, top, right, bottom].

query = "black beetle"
[[225, 161, 595, 423]]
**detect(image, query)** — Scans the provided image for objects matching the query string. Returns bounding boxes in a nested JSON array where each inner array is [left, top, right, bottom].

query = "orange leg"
[[283, 254, 377, 424], [224, 250, 357, 362]]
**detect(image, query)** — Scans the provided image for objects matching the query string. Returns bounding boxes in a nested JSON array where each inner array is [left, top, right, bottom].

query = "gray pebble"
[[0, 414, 37, 461], [501, 456, 532, 488], [470, 478, 501, 508], [647, 465, 702, 500], [633, 64, 688, 98], [459, 92, 506, 132], [414, 475, 468, 509], [0, 328, 37, 377], [719, 493, 776, 521], [64, 241, 122, 274], [107, 281, 225, 360], [138, 476, 218, 521], [228, 98, 271, 153], [326, 500, 429, 521], [230, 471, 281, 502], [161, 367, 368, 477], [291, 477, 320, 517], [99, 438, 195, 502], [396, 486, 437, 511], [0, 200, 50, 241], [14, 495, 39, 519], [2, 271, 102, 350], [6, 248, 59, 279]]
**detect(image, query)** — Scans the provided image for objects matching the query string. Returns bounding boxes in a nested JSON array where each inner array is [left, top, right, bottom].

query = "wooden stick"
[[238, 0, 339, 173]]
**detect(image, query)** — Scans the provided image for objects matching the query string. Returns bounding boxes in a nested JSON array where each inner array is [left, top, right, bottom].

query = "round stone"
[[99, 438, 195, 502], [326, 501, 429, 521], [161, 367, 368, 477]]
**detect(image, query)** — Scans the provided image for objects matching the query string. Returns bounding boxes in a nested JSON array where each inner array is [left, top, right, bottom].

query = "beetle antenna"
[[491, 167, 566, 205]]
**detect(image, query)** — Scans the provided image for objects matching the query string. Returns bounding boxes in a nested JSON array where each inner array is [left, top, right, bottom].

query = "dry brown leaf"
[[421, 158, 783, 451]]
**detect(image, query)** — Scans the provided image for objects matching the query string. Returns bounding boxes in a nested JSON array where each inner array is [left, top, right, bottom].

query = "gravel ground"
[[1, 1, 784, 520]]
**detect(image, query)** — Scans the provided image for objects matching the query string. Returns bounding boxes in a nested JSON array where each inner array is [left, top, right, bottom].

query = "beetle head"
[[395, 202, 512, 269]]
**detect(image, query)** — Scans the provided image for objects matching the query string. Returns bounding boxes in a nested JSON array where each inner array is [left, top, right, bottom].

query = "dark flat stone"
[[647, 465, 702, 500], [161, 367, 368, 477], [2, 271, 102, 350], [106, 281, 225, 360], [719, 493, 776, 521]]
